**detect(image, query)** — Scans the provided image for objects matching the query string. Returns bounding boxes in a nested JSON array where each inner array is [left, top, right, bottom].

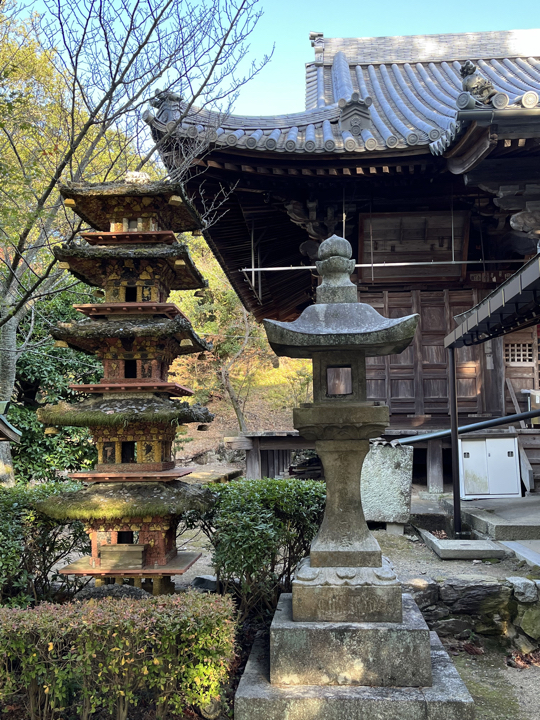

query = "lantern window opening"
[[327, 366, 353, 396], [124, 359, 137, 378], [125, 286, 137, 302], [121, 440, 137, 463], [117, 531, 134, 544]]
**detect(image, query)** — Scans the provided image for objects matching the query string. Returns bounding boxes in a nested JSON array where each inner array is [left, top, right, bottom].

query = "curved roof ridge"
[[180, 103, 340, 130]]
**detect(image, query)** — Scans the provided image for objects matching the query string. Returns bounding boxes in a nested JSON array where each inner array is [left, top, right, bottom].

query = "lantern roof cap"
[[264, 235, 419, 358]]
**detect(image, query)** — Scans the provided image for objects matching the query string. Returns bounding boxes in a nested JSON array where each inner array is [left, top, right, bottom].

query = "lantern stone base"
[[235, 632, 474, 720], [271, 594, 431, 687], [292, 556, 402, 623]]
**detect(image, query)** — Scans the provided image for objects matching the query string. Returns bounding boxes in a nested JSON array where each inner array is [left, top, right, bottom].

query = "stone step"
[[441, 498, 540, 541], [501, 540, 540, 567], [418, 528, 507, 559], [271, 594, 432, 687], [235, 633, 474, 720]]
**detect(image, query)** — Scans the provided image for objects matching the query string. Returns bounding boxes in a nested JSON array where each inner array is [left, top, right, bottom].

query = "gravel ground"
[[173, 525, 534, 590], [374, 529, 533, 582], [171, 526, 540, 719], [452, 640, 540, 720]]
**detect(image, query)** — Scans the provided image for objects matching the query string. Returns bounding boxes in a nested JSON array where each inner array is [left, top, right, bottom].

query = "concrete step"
[[418, 528, 507, 559], [441, 497, 540, 541], [500, 540, 540, 567]]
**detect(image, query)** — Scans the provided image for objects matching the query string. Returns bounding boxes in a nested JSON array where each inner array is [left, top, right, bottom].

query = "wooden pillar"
[[95, 577, 105, 587], [412, 290, 424, 417], [115, 577, 123, 585], [133, 577, 142, 588], [448, 347, 463, 536], [245, 437, 261, 479], [153, 577, 163, 596], [427, 438, 444, 494]]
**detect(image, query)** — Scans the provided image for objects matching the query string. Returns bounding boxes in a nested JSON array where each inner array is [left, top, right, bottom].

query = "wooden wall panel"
[[361, 288, 485, 423], [504, 327, 539, 414]]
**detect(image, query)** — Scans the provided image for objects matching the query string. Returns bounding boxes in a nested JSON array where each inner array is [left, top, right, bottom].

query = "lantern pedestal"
[[292, 402, 403, 623]]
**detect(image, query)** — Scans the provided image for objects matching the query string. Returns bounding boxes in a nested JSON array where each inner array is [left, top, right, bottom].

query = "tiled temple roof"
[[145, 29, 540, 156]]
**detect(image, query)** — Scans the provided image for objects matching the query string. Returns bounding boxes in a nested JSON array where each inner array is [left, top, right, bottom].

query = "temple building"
[[37, 177, 214, 593], [146, 28, 540, 488]]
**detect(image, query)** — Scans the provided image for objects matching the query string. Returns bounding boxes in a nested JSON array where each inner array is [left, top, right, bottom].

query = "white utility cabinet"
[[459, 436, 521, 499]]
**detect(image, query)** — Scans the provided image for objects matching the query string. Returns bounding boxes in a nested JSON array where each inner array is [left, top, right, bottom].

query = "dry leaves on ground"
[[506, 650, 540, 668]]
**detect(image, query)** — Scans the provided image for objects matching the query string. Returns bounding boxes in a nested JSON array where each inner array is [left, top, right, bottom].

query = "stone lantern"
[[264, 234, 418, 622], [235, 235, 475, 720]]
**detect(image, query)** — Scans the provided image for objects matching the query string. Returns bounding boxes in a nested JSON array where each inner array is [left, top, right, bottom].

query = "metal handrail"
[[393, 408, 540, 445]]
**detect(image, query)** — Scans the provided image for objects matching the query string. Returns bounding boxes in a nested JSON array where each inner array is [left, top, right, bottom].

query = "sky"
[[232, 0, 540, 115]]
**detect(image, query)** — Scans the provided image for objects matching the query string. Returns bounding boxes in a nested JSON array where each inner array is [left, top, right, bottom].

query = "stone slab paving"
[[441, 496, 540, 541], [181, 463, 242, 484], [418, 528, 507, 559]]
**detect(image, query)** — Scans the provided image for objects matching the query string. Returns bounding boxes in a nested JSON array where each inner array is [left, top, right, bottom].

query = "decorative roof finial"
[[316, 235, 357, 304]]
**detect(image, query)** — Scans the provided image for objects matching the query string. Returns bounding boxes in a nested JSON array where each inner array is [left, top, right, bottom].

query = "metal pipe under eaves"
[[392, 408, 540, 445], [240, 259, 525, 272], [448, 347, 461, 535]]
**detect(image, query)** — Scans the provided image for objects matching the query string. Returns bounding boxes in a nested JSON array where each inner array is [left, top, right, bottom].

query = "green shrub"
[[185, 477, 326, 621], [0, 592, 235, 720], [10, 405, 97, 484], [0, 483, 90, 606]]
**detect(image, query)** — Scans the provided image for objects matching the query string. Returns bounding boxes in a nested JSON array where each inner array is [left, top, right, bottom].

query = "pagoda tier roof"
[[73, 303, 185, 320], [54, 242, 207, 291], [145, 29, 540, 157], [59, 180, 201, 233], [34, 480, 214, 521], [51, 315, 211, 355], [69, 381, 193, 396], [37, 397, 214, 428]]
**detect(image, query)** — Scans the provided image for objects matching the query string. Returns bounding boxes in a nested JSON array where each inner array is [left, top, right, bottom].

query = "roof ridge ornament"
[[310, 31, 324, 62], [458, 60, 498, 107], [456, 60, 539, 113], [338, 91, 373, 137]]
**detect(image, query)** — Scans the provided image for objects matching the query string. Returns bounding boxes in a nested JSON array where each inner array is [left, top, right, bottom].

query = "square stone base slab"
[[235, 634, 474, 720], [418, 529, 506, 560], [293, 557, 402, 623], [271, 594, 432, 687]]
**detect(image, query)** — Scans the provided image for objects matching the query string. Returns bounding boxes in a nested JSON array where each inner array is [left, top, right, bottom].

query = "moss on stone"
[[33, 480, 215, 521], [37, 398, 214, 428], [59, 180, 201, 233], [50, 315, 211, 355], [453, 647, 522, 720]]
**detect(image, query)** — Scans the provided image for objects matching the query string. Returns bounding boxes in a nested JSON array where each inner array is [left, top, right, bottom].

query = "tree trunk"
[[220, 366, 248, 433], [0, 314, 19, 486]]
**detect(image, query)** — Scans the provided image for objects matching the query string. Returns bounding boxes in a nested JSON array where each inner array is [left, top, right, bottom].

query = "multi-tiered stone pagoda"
[[37, 174, 214, 594]]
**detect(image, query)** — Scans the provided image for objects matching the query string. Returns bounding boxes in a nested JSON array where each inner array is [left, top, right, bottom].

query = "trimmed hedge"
[[0, 592, 235, 720], [185, 477, 326, 621]]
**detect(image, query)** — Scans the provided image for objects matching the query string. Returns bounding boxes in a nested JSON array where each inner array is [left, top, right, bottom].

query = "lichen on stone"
[[37, 397, 214, 428], [34, 480, 215, 521]]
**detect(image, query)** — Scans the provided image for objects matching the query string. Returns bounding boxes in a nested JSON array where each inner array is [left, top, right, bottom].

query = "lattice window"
[[504, 343, 533, 364]]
